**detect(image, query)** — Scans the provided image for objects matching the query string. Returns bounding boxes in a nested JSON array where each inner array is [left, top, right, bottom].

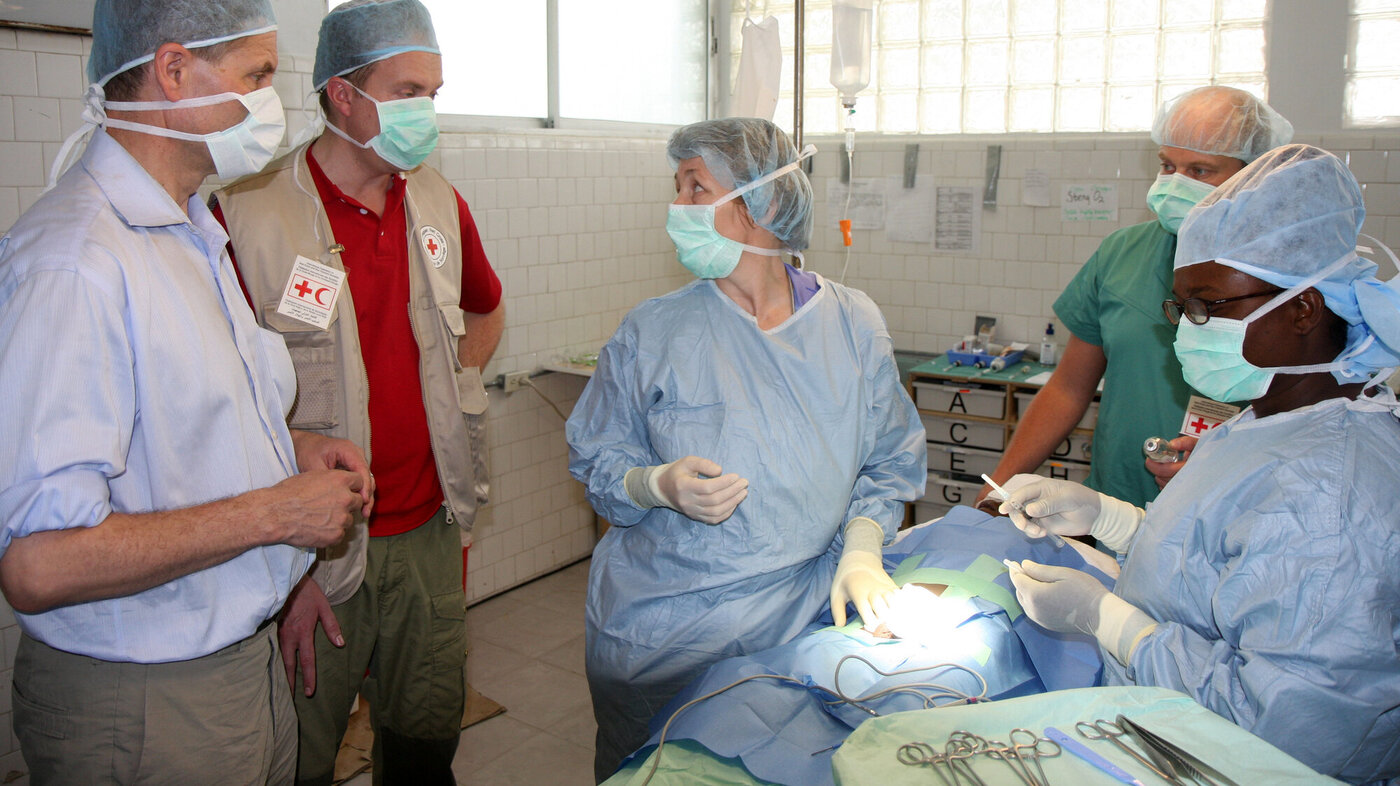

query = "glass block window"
[[732, 0, 1270, 134]]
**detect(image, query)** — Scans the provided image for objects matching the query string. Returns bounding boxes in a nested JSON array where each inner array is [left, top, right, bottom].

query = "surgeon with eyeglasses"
[[999, 144, 1400, 785], [566, 117, 927, 781]]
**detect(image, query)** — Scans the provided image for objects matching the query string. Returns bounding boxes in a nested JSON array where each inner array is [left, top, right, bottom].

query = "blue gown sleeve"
[[565, 321, 657, 528], [1125, 502, 1400, 780], [841, 320, 928, 543]]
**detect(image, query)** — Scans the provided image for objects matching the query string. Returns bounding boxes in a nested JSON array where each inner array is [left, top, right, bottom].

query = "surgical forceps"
[[1076, 719, 1183, 784], [897, 739, 984, 785], [898, 730, 1060, 786]]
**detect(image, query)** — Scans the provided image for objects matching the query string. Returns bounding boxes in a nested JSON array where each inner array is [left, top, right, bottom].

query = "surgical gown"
[[1105, 392, 1400, 785], [566, 275, 926, 779]]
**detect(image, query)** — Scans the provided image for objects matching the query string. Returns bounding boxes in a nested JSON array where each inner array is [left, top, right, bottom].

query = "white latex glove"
[[999, 475, 1144, 553], [830, 517, 897, 628], [623, 456, 749, 524], [1005, 560, 1157, 666]]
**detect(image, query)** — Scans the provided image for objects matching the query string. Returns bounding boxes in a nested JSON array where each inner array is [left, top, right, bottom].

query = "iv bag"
[[731, 15, 782, 120], [830, 0, 872, 108]]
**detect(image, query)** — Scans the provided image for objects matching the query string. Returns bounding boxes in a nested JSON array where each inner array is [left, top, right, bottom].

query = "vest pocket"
[[262, 304, 341, 430], [438, 305, 491, 520]]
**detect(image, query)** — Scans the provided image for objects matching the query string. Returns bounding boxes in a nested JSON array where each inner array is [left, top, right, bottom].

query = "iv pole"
[[793, 0, 804, 153]]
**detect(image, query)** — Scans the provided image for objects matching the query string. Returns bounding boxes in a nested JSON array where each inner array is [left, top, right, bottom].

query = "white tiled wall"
[[0, 30, 687, 777], [796, 133, 1400, 353], [3, 23, 1400, 781]]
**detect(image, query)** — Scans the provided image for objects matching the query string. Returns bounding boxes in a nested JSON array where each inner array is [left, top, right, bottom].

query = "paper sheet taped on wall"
[[884, 176, 935, 244], [1061, 184, 1119, 222], [935, 186, 980, 253], [1022, 168, 1050, 206], [826, 177, 886, 230]]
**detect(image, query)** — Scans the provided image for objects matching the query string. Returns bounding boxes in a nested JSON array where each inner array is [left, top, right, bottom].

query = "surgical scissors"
[[1076, 719, 1181, 783]]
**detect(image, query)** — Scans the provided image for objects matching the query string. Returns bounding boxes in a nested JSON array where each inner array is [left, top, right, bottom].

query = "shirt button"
[[359, 208, 368, 215]]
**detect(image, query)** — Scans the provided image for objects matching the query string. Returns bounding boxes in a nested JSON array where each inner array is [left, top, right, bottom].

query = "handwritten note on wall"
[[1061, 184, 1119, 222], [826, 178, 887, 230]]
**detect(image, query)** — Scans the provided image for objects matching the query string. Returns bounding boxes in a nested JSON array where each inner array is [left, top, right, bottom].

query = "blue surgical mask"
[[666, 145, 816, 279], [1174, 253, 1369, 402], [1146, 173, 1216, 235], [325, 83, 438, 171]]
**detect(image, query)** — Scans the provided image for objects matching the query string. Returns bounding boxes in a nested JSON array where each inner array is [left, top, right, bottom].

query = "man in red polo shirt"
[[212, 1, 502, 782]]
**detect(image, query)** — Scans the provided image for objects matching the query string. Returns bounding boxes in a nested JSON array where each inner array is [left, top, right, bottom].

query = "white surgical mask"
[[102, 87, 287, 180]]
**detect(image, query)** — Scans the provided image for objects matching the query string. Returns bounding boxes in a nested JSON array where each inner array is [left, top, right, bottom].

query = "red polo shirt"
[[218, 147, 501, 536]]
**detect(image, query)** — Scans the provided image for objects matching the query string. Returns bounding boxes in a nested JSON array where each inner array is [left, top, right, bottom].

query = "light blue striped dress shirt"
[[0, 130, 312, 663]]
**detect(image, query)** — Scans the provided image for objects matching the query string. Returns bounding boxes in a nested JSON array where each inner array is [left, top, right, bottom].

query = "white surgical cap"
[[1177, 144, 1400, 381], [667, 118, 815, 252], [88, 0, 277, 87], [1152, 86, 1293, 164], [313, 0, 440, 91]]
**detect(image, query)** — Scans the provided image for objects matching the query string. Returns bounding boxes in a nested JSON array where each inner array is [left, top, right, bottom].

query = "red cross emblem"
[[1188, 416, 1212, 434], [420, 226, 448, 268]]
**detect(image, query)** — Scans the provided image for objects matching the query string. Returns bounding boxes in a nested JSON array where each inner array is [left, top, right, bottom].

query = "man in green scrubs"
[[979, 87, 1291, 507]]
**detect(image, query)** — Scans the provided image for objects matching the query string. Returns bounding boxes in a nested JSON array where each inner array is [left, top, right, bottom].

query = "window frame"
[[324, 0, 716, 135]]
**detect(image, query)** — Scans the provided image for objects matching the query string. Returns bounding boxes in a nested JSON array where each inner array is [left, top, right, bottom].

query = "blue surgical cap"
[[667, 118, 815, 252], [1152, 86, 1293, 164], [88, 0, 277, 87], [1177, 144, 1400, 381], [313, 0, 440, 91]]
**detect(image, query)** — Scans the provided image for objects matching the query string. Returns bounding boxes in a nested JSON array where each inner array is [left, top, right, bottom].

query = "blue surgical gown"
[[1105, 392, 1400, 785], [566, 276, 927, 777]]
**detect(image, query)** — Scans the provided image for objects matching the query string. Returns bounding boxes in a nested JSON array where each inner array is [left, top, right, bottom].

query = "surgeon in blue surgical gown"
[[566, 118, 927, 781], [1000, 144, 1400, 785]]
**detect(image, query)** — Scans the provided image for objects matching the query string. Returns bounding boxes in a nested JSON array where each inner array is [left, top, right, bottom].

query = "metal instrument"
[[1076, 718, 1180, 783], [1115, 714, 1240, 786], [898, 729, 1061, 786]]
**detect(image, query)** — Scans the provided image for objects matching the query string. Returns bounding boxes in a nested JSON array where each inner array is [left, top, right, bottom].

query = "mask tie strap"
[[711, 144, 818, 208], [1235, 252, 1359, 326], [47, 84, 108, 190], [1358, 233, 1400, 278]]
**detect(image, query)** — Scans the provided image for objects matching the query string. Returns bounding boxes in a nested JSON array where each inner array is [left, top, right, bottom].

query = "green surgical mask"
[[1147, 173, 1216, 235], [1174, 253, 1367, 402], [666, 145, 817, 279], [325, 83, 438, 171]]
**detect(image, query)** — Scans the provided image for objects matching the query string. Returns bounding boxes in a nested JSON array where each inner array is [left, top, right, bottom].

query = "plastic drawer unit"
[[904, 353, 1097, 527]]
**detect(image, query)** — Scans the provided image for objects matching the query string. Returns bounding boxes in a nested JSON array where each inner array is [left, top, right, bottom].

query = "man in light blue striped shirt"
[[0, 1, 374, 783]]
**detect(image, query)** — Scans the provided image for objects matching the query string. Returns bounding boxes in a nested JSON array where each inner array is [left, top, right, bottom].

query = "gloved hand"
[[1005, 560, 1157, 666], [830, 517, 897, 628], [623, 456, 748, 524], [999, 475, 1144, 553]]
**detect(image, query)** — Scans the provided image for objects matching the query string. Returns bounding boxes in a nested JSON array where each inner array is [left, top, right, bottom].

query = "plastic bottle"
[[1143, 437, 1186, 463], [1039, 323, 1057, 366], [830, 0, 873, 110]]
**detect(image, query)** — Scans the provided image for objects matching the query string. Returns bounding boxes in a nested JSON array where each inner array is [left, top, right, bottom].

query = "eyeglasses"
[[1162, 289, 1285, 325]]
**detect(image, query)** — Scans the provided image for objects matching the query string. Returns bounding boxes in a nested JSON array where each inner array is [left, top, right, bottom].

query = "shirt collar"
[[304, 144, 407, 217], [82, 128, 200, 230]]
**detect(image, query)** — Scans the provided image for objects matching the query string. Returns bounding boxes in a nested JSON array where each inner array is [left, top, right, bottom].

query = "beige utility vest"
[[215, 144, 489, 604]]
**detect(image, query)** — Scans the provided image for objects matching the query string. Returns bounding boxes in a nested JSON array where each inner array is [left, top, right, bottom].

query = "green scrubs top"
[[1053, 220, 1200, 507]]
